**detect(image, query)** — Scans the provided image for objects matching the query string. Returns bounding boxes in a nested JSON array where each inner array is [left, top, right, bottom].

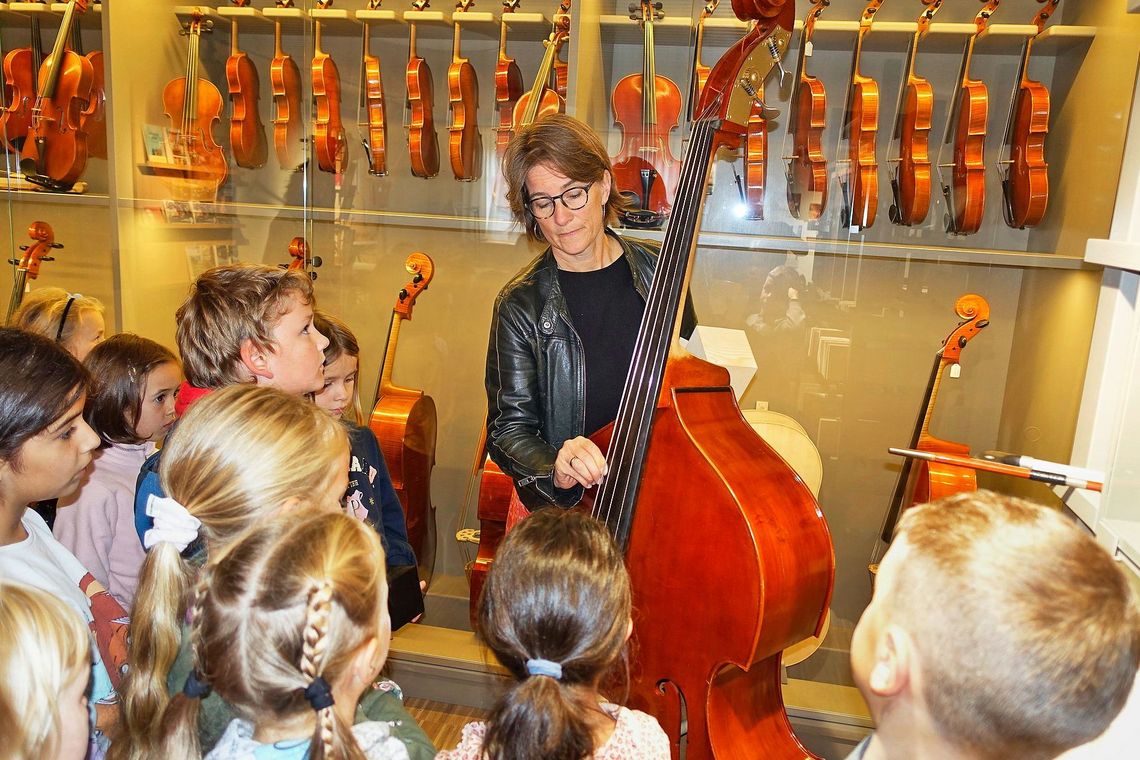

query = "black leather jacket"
[[485, 231, 694, 508]]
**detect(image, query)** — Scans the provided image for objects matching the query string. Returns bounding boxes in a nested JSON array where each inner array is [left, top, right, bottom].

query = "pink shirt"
[[54, 441, 153, 609], [435, 704, 670, 760]]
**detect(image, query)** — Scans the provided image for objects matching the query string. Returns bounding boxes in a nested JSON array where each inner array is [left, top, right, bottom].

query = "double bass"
[[868, 294, 990, 577], [226, 0, 268, 170], [369, 253, 438, 583], [939, 0, 1001, 235], [312, 0, 347, 174], [512, 1, 570, 130], [20, 0, 94, 188], [1000, 0, 1057, 229], [163, 11, 228, 200], [839, 0, 883, 231], [270, 1, 303, 169], [405, 0, 440, 178], [0, 16, 44, 152], [493, 0, 524, 158], [887, 0, 944, 227], [784, 0, 828, 221], [7, 221, 60, 322], [360, 0, 388, 176], [611, 0, 682, 225], [584, 2, 833, 755], [447, 0, 481, 181]]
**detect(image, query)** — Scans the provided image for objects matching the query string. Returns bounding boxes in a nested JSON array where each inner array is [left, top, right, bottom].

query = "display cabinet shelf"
[[4, 188, 110, 206]]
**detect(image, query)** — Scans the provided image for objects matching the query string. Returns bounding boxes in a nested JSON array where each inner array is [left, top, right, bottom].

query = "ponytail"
[[483, 673, 605, 760]]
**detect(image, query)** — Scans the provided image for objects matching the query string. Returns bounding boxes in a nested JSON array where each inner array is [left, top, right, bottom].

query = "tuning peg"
[[653, 1, 663, 8], [311, 255, 323, 268], [42, 255, 55, 262], [51, 242, 63, 249], [18, 245, 28, 252]]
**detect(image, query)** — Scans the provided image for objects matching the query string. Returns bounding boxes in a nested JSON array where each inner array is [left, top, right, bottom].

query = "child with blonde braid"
[[156, 512, 407, 760], [439, 508, 669, 760]]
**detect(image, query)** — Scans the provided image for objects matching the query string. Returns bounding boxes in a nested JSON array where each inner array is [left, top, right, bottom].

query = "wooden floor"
[[405, 697, 490, 752]]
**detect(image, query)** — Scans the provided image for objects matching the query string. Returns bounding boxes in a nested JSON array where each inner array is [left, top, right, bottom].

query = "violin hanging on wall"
[[270, 0, 304, 169], [406, 0, 440, 178], [493, 0, 524, 158], [939, 0, 1002, 235], [512, 0, 570, 130], [839, 0, 883, 231], [1000, 0, 1057, 229], [448, 0, 482, 181], [868, 294, 990, 578], [7, 221, 61, 323], [887, 0, 944, 227], [369, 253, 438, 583], [0, 15, 45, 152], [20, 0, 94, 189], [360, 0, 389, 176], [69, 16, 106, 161], [688, 0, 718, 122], [226, 0, 268, 170], [784, 0, 828, 221], [162, 11, 228, 200], [312, 0, 347, 174], [741, 91, 767, 220], [611, 0, 681, 227]]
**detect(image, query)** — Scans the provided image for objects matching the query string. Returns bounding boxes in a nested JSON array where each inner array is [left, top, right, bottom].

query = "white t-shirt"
[[0, 509, 117, 706]]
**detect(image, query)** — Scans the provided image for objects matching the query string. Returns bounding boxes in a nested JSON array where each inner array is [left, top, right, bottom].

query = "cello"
[[583, 2, 833, 755], [512, 1, 570, 129], [281, 236, 321, 280], [1000, 0, 1057, 229], [868, 294, 990, 577], [784, 0, 828, 221], [360, 0, 388, 176], [493, 0, 524, 158], [20, 0, 94, 188], [0, 15, 44, 152], [312, 0, 347, 174], [405, 0, 440, 178], [939, 0, 1001, 235], [887, 0, 944, 227], [162, 11, 228, 200], [369, 253, 438, 583], [839, 0, 883, 231], [6, 221, 61, 323], [270, 0, 303, 169], [611, 0, 682, 225], [226, 0, 268, 170], [447, 0, 481, 181]]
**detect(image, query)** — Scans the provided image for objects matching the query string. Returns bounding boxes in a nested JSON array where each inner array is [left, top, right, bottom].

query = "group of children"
[[0, 266, 667, 760]]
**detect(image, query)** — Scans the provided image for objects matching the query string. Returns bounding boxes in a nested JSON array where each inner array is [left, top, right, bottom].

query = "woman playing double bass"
[[486, 114, 693, 510]]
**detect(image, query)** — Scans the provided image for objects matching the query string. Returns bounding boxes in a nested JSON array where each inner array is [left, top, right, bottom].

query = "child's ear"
[[239, 338, 274, 381]]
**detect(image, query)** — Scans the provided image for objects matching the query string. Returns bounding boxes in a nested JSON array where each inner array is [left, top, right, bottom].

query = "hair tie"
[[525, 658, 563, 680], [182, 669, 212, 699], [304, 676, 335, 711], [143, 494, 202, 551], [55, 293, 79, 342]]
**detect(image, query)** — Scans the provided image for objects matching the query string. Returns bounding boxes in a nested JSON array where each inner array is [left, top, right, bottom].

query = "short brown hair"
[[893, 491, 1140, 759], [502, 114, 629, 242], [313, 310, 364, 425], [175, 264, 314, 389], [10, 286, 104, 344], [82, 334, 180, 445]]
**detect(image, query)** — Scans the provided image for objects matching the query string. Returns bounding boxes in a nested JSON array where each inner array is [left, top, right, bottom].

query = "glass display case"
[[4, 0, 1139, 753]]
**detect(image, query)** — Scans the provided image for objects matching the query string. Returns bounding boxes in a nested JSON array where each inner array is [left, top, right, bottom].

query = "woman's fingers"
[[556, 437, 608, 488]]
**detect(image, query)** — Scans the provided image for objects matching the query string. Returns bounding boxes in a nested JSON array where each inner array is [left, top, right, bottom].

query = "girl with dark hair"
[[438, 508, 668, 760], [0, 327, 127, 757], [54, 334, 183, 608]]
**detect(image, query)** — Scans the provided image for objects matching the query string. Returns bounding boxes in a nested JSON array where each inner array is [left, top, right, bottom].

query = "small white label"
[[950, 363, 962, 379], [805, 40, 814, 57]]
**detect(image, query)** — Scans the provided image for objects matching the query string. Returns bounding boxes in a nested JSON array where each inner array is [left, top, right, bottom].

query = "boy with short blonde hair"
[[850, 490, 1140, 760]]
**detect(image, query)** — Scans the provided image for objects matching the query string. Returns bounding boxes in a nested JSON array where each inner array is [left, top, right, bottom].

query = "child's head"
[[0, 582, 93, 760], [0, 327, 101, 508], [158, 512, 390, 760], [312, 310, 363, 425], [82, 334, 183, 445], [11, 287, 106, 362], [175, 264, 328, 395], [118, 385, 350, 756], [478, 508, 632, 760]]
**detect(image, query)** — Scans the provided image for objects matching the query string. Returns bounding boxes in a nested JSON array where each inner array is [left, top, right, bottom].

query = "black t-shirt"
[[557, 255, 646, 437]]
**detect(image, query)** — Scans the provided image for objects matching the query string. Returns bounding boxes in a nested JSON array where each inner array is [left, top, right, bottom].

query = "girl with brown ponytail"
[[156, 511, 408, 760], [438, 508, 668, 760]]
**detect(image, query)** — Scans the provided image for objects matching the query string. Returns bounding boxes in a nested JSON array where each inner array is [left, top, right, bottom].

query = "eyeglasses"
[[525, 184, 592, 219]]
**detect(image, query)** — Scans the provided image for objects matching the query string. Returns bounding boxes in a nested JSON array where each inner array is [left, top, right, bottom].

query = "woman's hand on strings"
[[554, 437, 608, 489]]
